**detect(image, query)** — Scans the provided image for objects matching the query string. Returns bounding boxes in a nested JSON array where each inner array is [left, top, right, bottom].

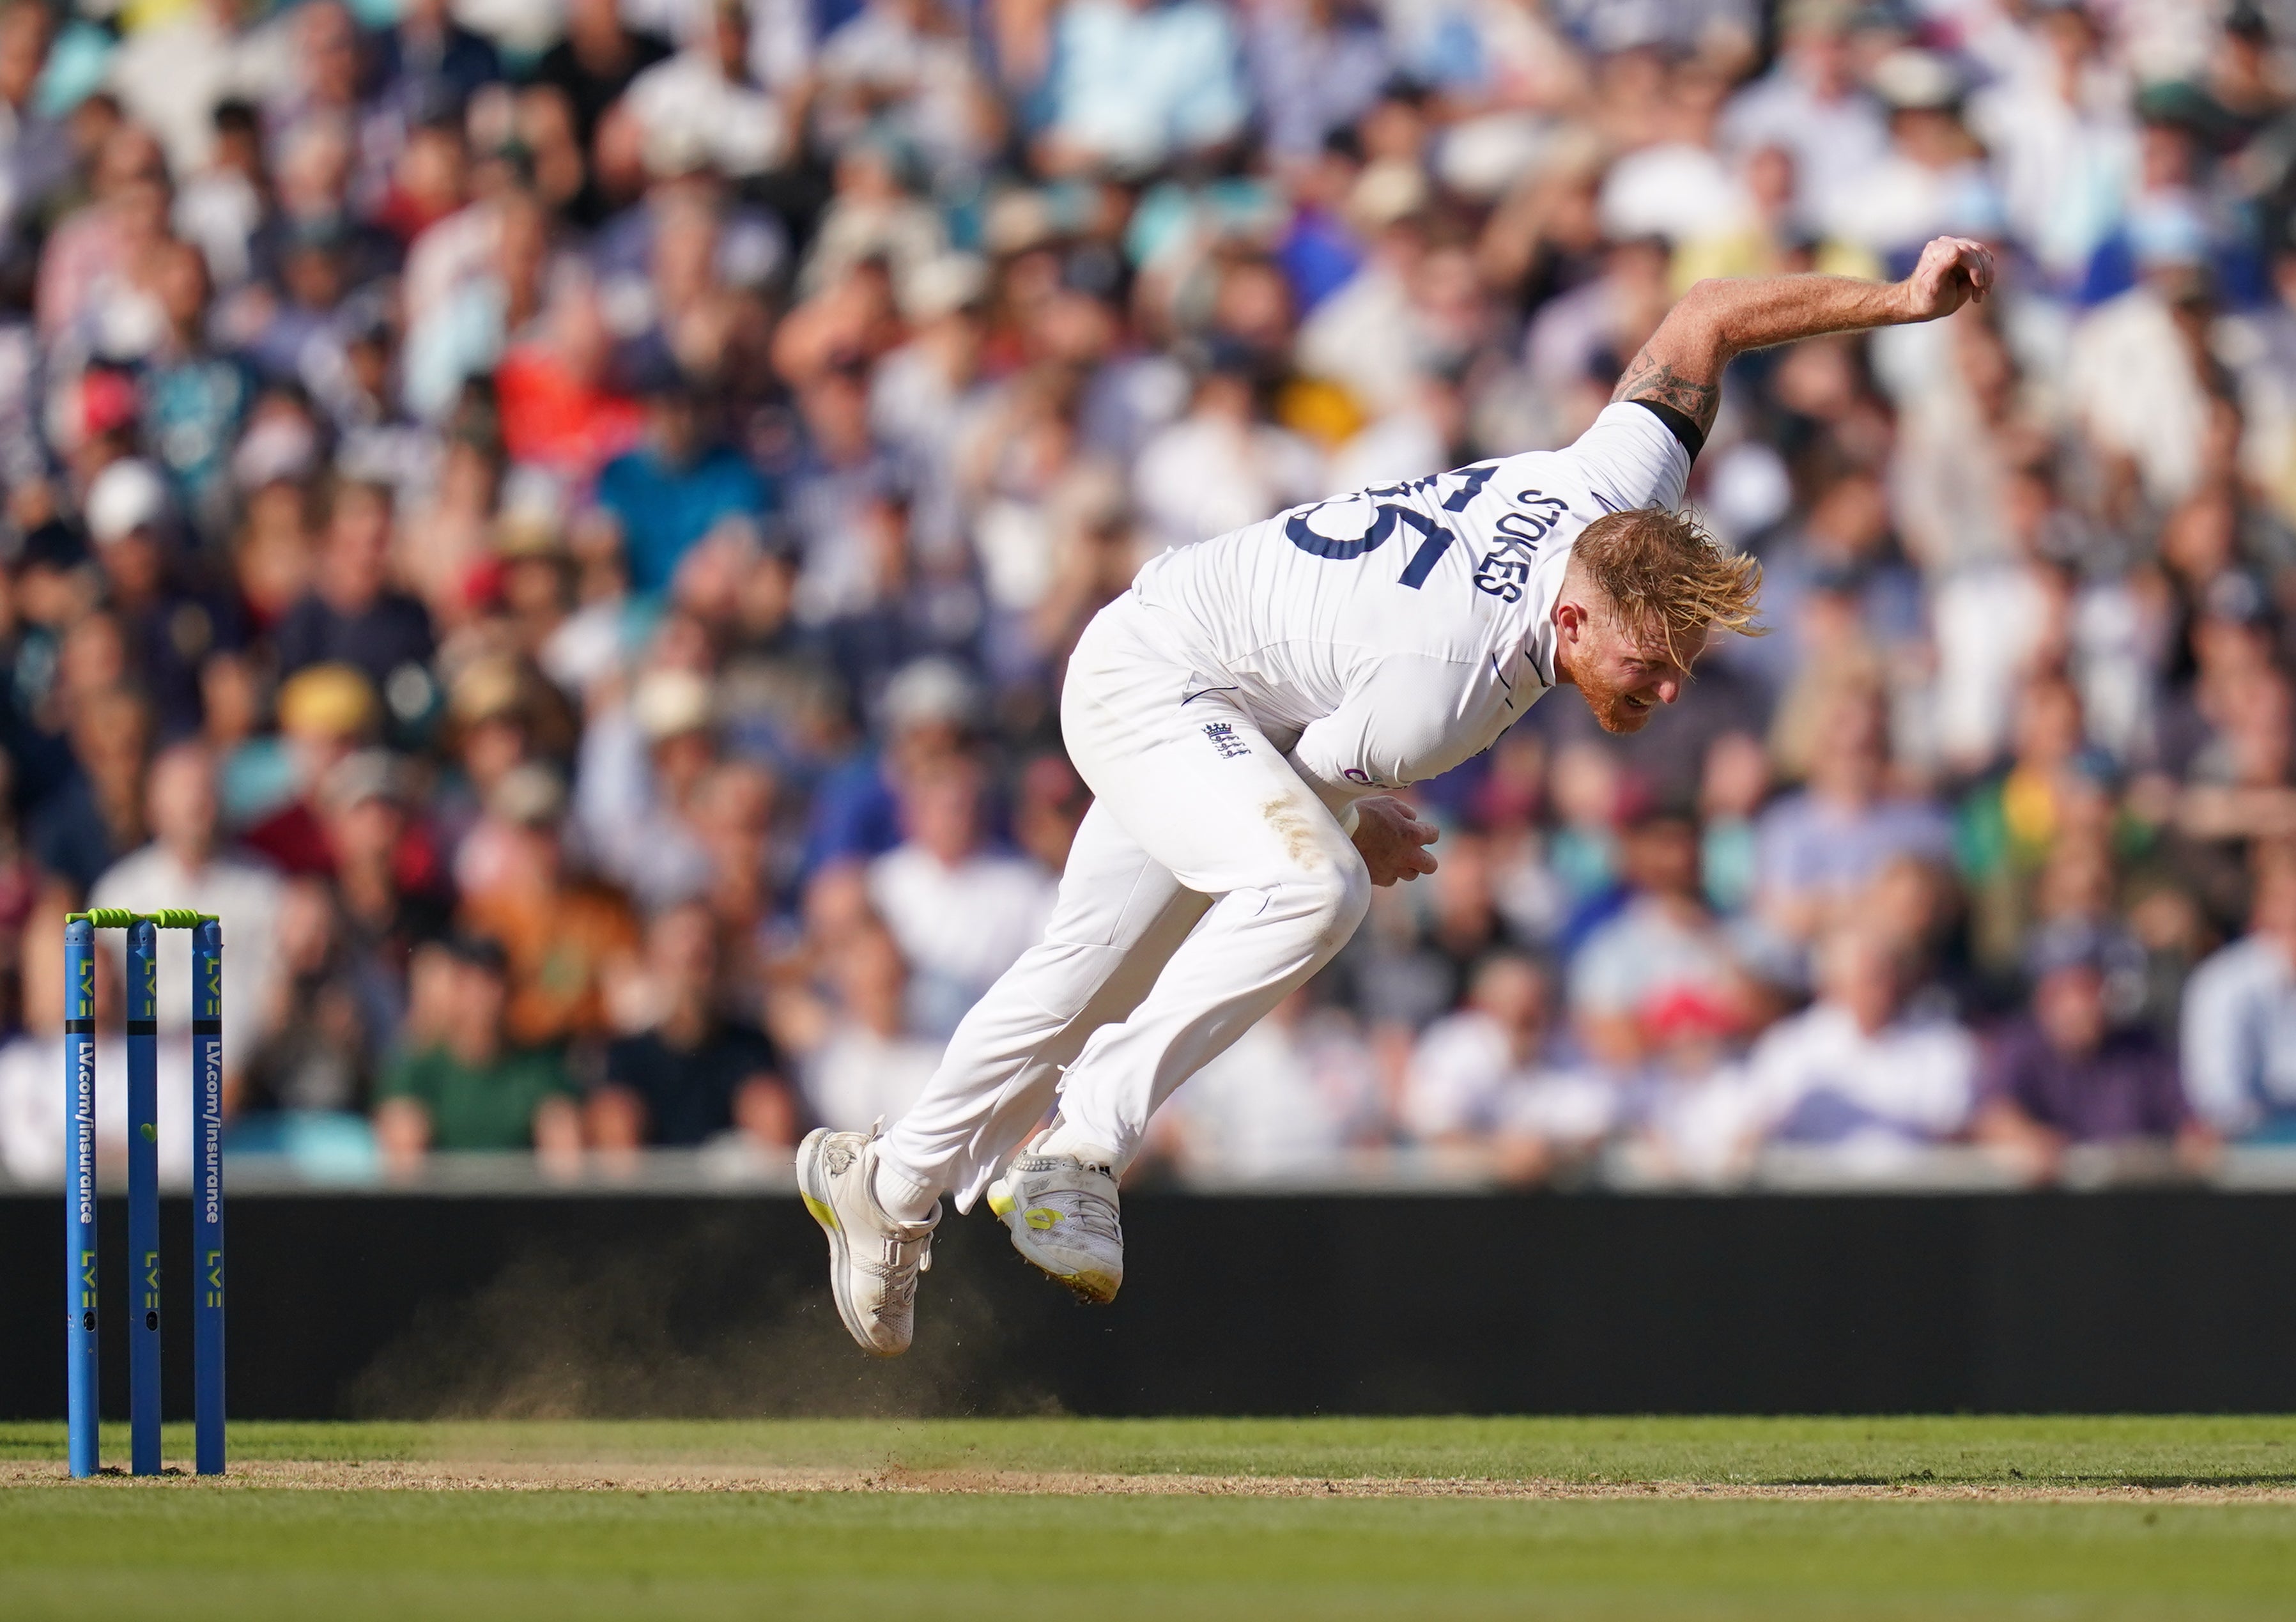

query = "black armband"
[[1630, 398, 1706, 462]]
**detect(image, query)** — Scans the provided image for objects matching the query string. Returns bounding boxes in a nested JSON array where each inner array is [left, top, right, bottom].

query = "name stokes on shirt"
[[1469, 489, 1571, 603]]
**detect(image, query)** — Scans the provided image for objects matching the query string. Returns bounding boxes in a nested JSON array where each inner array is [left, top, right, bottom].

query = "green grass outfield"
[[7, 1416, 2296, 1620]]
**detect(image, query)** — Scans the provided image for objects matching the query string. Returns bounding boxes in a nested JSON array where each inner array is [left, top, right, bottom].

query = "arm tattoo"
[[1610, 347, 1722, 436]]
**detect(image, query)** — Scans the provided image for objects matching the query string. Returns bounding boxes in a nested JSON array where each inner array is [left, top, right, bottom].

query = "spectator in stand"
[[594, 376, 771, 596], [1615, 985, 1759, 1187], [574, 665, 719, 910], [374, 934, 580, 1165], [621, 0, 789, 183], [274, 479, 436, 693], [0, 1, 70, 256], [83, 460, 243, 741], [2182, 842, 2296, 1141], [242, 663, 381, 877], [533, 0, 673, 148], [89, 739, 287, 1078], [1736, 461, 1920, 702], [2063, 220, 2224, 515], [1975, 919, 2200, 1183], [237, 874, 378, 1124], [494, 272, 646, 477], [1153, 988, 1386, 1180], [1570, 805, 1743, 1070], [373, 0, 503, 116], [1342, 826, 1509, 1034], [318, 748, 453, 1038], [456, 762, 640, 1051], [1698, 731, 1770, 918], [440, 653, 572, 871], [867, 750, 1057, 1037], [799, 918, 942, 1131], [589, 900, 795, 1152], [136, 240, 255, 540], [1130, 353, 1325, 553], [803, 655, 972, 873], [1755, 683, 1953, 946], [32, 684, 153, 897], [1957, 674, 2118, 975], [1718, 0, 1889, 233], [1730, 921, 1978, 1171], [38, 123, 173, 341], [682, 759, 779, 1005], [1034, 0, 1249, 176], [1405, 954, 1606, 1182]]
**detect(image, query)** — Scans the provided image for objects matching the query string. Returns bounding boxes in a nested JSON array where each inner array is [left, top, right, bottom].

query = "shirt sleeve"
[[1284, 652, 1487, 809], [1565, 401, 1694, 514]]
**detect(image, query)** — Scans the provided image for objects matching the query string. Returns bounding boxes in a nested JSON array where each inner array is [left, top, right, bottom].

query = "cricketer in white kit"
[[799, 235, 1998, 1354]]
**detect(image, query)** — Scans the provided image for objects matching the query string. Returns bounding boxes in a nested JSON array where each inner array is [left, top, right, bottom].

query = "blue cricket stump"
[[63, 909, 226, 1479], [63, 916, 96, 1479], [126, 918, 159, 1475], [192, 918, 226, 1477]]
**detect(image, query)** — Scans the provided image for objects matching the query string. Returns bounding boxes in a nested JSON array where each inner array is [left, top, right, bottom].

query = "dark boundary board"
[[4, 1191, 2295, 1418]]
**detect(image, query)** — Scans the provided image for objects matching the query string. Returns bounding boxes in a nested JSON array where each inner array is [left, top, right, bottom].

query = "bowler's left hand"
[[1352, 796, 1440, 886]]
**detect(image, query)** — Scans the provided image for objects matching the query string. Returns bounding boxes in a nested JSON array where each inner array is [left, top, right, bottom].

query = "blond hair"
[[1571, 506, 1764, 660]]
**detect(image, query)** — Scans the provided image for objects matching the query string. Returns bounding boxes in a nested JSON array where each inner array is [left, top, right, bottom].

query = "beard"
[[1576, 663, 1657, 734]]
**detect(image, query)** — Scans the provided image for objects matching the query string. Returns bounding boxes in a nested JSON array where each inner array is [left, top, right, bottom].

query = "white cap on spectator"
[[1872, 49, 1963, 113], [1438, 120, 1553, 203], [1350, 160, 1430, 231], [85, 458, 169, 544], [1781, 0, 1856, 34], [632, 667, 715, 741], [882, 658, 978, 734], [902, 253, 988, 323], [983, 189, 1057, 256], [489, 761, 568, 827]]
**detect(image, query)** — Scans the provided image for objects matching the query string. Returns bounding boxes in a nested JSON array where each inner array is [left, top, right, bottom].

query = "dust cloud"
[[344, 1210, 1061, 1420]]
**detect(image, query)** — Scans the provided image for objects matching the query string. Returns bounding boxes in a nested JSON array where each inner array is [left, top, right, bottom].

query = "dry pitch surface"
[[6, 1416, 2296, 1619]]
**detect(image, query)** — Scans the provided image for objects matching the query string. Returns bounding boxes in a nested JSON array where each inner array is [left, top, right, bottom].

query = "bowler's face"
[[1573, 613, 1694, 734]]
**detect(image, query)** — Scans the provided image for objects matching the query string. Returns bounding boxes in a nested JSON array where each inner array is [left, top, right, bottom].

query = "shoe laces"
[[1062, 1193, 1121, 1248], [1029, 1170, 1121, 1248]]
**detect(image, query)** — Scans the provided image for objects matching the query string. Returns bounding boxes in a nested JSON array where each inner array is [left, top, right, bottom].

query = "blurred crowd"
[[0, 0, 2294, 1189]]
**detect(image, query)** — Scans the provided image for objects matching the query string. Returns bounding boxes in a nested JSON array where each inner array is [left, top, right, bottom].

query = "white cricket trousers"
[[879, 592, 1372, 1209]]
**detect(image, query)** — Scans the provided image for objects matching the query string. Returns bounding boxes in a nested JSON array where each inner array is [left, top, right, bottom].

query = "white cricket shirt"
[[1126, 402, 1693, 807]]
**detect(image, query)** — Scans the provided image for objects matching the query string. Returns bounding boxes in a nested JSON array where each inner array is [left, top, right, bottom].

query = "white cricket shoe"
[[987, 1148, 1124, 1304], [797, 1124, 940, 1356]]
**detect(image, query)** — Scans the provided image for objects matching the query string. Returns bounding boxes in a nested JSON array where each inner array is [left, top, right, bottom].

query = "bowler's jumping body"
[[799, 236, 1997, 1354]]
